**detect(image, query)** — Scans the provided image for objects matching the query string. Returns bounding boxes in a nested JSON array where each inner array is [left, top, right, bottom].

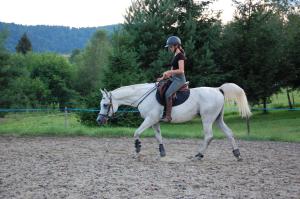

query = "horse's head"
[[96, 89, 119, 125]]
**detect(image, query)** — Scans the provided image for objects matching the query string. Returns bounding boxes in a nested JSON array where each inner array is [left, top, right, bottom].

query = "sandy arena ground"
[[0, 136, 299, 199]]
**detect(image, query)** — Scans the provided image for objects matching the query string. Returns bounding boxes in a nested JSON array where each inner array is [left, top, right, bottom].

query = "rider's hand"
[[157, 77, 163, 82], [163, 71, 172, 78]]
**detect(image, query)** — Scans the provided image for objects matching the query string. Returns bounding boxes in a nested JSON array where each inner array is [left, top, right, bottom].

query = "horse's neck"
[[112, 83, 155, 107]]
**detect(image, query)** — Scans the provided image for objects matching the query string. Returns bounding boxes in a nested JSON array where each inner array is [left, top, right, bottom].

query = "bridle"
[[98, 91, 115, 120], [98, 84, 158, 121]]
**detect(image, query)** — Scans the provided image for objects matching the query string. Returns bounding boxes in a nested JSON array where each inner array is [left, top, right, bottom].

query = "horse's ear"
[[100, 89, 105, 95], [104, 88, 110, 97]]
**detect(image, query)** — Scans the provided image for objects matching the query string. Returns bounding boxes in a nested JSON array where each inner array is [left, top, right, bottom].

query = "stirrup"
[[160, 117, 171, 122]]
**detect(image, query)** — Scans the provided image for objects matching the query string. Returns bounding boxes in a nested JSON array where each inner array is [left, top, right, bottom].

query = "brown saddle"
[[156, 80, 190, 106]]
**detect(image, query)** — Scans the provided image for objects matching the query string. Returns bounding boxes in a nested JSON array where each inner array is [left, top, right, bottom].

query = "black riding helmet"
[[165, 36, 181, 48]]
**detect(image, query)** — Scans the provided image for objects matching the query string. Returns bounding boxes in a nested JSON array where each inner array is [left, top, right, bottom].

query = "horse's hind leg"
[[152, 123, 166, 157], [196, 121, 213, 160], [215, 114, 242, 161]]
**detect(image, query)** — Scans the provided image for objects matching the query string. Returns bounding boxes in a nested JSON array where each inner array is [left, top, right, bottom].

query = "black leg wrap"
[[159, 144, 166, 157], [233, 149, 240, 158], [135, 139, 141, 153], [195, 153, 204, 160]]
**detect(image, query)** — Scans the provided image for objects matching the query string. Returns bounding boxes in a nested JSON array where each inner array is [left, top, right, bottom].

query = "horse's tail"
[[219, 83, 252, 118]]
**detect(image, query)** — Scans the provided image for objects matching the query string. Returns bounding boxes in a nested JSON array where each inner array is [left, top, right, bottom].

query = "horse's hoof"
[[135, 139, 141, 153], [159, 144, 166, 157], [233, 149, 240, 157], [195, 153, 204, 160]]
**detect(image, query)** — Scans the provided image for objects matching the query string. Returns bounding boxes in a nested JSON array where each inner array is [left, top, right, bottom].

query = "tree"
[[0, 30, 11, 114], [73, 30, 112, 96], [269, 0, 300, 13], [0, 51, 77, 110], [16, 33, 32, 54], [285, 13, 300, 89], [0, 22, 118, 53], [103, 30, 145, 90], [69, 48, 81, 64], [1, 77, 49, 108], [220, 0, 285, 111], [124, 0, 223, 87], [78, 0, 224, 126], [77, 30, 145, 126], [0, 52, 50, 109], [28, 53, 77, 108]]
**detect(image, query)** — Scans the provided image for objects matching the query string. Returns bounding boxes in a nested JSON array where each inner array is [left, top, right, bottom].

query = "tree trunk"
[[246, 117, 250, 136], [263, 97, 267, 114], [287, 89, 293, 109]]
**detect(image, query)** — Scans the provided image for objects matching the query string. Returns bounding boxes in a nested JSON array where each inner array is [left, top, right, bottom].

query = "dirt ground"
[[0, 137, 299, 199]]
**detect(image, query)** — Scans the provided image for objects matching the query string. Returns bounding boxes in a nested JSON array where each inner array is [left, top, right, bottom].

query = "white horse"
[[97, 82, 251, 160]]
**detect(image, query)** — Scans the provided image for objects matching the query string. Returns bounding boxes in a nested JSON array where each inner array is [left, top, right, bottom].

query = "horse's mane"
[[112, 83, 155, 99]]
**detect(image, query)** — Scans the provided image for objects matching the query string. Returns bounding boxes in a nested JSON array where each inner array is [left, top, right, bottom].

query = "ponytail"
[[179, 45, 186, 57]]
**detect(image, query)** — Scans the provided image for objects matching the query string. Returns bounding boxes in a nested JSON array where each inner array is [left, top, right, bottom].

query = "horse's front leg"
[[134, 117, 157, 155], [152, 123, 166, 157]]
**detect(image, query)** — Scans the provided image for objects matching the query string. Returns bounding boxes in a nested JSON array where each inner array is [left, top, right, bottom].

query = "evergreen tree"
[[124, 0, 222, 87], [286, 13, 300, 89], [78, 30, 146, 126], [15, 33, 32, 54], [221, 0, 285, 110], [103, 30, 145, 90]]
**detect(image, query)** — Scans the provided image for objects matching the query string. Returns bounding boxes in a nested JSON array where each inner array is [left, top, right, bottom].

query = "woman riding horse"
[[157, 36, 187, 122]]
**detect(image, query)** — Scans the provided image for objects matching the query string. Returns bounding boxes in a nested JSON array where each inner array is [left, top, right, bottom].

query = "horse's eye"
[[103, 104, 108, 108]]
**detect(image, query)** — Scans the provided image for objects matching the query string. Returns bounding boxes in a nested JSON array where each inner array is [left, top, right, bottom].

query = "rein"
[[99, 84, 158, 121], [131, 84, 158, 107]]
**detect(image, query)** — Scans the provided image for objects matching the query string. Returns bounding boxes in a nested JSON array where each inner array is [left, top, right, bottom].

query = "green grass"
[[0, 110, 299, 142], [0, 89, 299, 142], [255, 89, 300, 109], [0, 112, 136, 137]]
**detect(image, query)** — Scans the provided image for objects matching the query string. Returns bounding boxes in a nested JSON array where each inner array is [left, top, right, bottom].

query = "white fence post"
[[64, 106, 68, 128]]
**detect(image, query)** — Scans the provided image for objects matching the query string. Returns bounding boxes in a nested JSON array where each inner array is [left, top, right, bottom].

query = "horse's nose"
[[96, 115, 102, 125], [96, 115, 108, 125]]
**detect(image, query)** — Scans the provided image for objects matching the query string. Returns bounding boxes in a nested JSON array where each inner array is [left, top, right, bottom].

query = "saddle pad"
[[155, 90, 190, 106]]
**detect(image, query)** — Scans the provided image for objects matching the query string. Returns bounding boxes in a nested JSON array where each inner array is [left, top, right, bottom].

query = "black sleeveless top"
[[171, 52, 186, 70], [170, 52, 186, 82]]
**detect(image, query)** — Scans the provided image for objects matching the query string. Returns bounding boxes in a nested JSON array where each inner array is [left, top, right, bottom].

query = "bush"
[[108, 106, 144, 127], [76, 91, 100, 126], [77, 91, 144, 127]]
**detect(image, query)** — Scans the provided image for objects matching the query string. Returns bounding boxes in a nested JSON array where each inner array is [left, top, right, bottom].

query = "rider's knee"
[[165, 91, 173, 99]]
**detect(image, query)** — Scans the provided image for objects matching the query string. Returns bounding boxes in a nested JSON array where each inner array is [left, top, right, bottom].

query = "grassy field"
[[0, 90, 299, 142], [0, 110, 299, 142]]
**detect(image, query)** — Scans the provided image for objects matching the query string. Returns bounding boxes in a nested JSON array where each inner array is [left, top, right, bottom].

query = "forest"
[[0, 22, 118, 53], [0, 0, 299, 125]]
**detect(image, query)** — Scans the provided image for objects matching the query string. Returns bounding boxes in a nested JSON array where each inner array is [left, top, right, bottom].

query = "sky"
[[0, 0, 235, 28]]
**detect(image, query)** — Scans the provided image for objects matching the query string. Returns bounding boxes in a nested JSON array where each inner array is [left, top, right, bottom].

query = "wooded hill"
[[0, 22, 119, 54]]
